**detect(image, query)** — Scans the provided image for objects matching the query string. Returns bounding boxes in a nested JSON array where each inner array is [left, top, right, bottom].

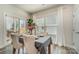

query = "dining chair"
[[11, 33, 24, 54], [43, 32, 48, 36], [23, 36, 38, 54]]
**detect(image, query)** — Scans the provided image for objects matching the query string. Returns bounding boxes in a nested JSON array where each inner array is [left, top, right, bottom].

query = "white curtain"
[[57, 7, 65, 46]]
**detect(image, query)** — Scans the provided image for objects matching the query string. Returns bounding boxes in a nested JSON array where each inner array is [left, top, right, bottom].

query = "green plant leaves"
[[28, 18, 33, 24]]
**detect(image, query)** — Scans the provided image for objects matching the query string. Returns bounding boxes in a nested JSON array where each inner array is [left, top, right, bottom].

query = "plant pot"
[[28, 25, 33, 30], [28, 24, 33, 35]]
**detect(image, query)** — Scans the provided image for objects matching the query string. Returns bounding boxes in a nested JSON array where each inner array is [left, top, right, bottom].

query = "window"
[[5, 16, 14, 30], [35, 18, 45, 35], [33, 11, 58, 43], [19, 18, 27, 33]]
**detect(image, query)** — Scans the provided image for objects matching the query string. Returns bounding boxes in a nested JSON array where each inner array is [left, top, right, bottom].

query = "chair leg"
[[18, 49, 20, 54], [13, 48, 16, 54], [22, 47, 24, 54]]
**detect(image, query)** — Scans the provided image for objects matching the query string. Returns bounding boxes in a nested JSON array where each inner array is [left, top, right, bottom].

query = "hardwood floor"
[[0, 43, 78, 54], [51, 44, 78, 54], [17, 44, 78, 54]]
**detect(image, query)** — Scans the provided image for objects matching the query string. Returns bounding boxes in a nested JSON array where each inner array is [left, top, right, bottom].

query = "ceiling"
[[13, 4, 57, 14]]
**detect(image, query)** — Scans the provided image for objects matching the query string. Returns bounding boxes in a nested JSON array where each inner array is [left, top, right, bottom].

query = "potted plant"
[[27, 18, 34, 35]]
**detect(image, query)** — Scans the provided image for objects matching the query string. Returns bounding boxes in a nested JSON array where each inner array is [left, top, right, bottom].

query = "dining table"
[[35, 36, 52, 54]]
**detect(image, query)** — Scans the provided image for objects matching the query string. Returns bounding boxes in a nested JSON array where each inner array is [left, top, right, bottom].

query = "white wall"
[[73, 5, 79, 52], [0, 5, 30, 44]]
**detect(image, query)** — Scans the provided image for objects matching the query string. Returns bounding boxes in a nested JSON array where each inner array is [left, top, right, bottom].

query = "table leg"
[[13, 48, 16, 54], [48, 43, 51, 54]]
